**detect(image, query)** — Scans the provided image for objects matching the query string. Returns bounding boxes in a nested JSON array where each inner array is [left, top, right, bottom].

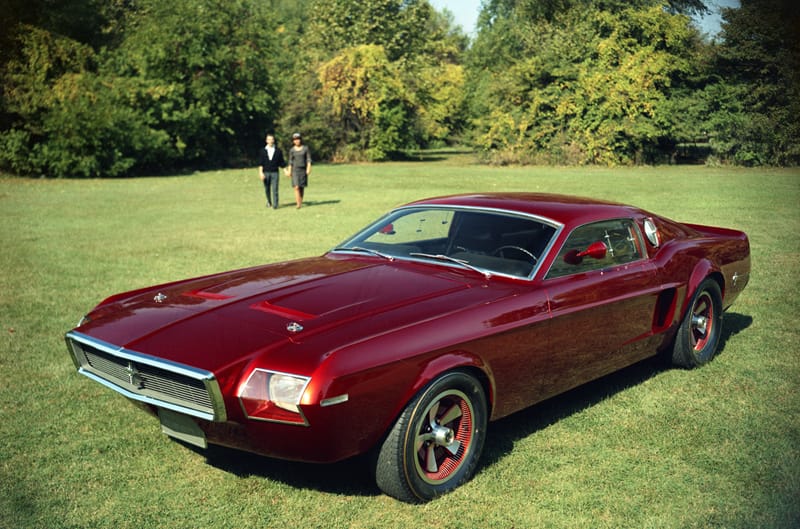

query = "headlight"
[[268, 373, 308, 412], [238, 369, 310, 425]]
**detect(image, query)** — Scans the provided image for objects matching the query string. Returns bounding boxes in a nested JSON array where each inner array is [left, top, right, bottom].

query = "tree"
[[280, 0, 468, 161], [703, 0, 800, 165], [303, 0, 437, 62], [0, 0, 283, 177], [111, 0, 281, 167], [0, 24, 173, 177], [318, 44, 412, 160], [467, 1, 706, 165]]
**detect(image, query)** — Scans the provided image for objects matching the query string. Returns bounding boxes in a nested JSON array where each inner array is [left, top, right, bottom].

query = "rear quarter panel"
[[682, 223, 751, 308], [649, 221, 750, 347]]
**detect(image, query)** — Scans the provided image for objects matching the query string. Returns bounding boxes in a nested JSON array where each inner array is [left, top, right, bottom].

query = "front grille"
[[66, 331, 226, 422]]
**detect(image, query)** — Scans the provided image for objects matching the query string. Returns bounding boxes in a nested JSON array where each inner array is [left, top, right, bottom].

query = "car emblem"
[[286, 322, 304, 333], [153, 292, 168, 303], [125, 361, 144, 389]]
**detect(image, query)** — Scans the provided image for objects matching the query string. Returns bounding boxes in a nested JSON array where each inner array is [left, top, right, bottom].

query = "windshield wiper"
[[409, 252, 492, 279], [333, 246, 394, 261]]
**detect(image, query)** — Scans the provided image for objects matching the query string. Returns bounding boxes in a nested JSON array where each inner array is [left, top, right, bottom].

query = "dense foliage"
[[468, 3, 702, 164], [284, 0, 468, 161], [704, 0, 800, 165], [1, 0, 281, 177], [0, 0, 797, 176]]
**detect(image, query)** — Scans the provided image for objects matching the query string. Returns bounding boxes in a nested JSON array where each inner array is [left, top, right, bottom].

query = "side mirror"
[[578, 241, 608, 260], [379, 223, 395, 235], [564, 241, 607, 264]]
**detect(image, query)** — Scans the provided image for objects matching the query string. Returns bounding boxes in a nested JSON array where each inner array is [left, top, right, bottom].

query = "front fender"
[[301, 348, 493, 460], [413, 351, 495, 412]]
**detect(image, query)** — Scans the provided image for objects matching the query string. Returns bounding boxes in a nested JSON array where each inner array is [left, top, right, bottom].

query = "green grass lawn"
[[1, 158, 798, 528]]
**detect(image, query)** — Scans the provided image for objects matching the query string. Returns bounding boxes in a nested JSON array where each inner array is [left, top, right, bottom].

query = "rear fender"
[[681, 260, 723, 317]]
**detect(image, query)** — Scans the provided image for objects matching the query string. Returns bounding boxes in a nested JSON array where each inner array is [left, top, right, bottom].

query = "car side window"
[[546, 219, 644, 279]]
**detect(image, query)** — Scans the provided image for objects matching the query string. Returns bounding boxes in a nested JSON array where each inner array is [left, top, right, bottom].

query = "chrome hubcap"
[[692, 314, 708, 335], [431, 423, 456, 448]]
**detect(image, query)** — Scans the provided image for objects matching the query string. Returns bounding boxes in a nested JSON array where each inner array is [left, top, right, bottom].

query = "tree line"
[[0, 0, 797, 177]]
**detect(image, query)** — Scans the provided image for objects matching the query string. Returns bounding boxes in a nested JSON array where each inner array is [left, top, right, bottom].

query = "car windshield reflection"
[[335, 207, 558, 279]]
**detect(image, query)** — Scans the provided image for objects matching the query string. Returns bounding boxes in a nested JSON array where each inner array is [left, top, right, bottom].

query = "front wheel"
[[375, 371, 488, 502], [672, 278, 723, 368]]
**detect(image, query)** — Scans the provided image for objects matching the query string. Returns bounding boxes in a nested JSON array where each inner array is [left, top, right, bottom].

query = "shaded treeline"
[[0, 0, 797, 177]]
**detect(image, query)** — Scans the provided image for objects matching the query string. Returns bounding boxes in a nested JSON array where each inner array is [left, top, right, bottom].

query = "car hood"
[[78, 255, 487, 375]]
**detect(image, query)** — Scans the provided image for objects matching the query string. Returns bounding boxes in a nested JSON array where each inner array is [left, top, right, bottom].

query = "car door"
[[538, 218, 662, 400]]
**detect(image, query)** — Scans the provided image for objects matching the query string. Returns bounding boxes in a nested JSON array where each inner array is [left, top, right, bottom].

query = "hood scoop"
[[250, 300, 317, 321], [182, 289, 234, 301]]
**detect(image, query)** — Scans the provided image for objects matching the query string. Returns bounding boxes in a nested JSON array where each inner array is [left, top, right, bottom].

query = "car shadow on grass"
[[193, 312, 752, 498], [716, 312, 753, 360], [198, 444, 380, 497]]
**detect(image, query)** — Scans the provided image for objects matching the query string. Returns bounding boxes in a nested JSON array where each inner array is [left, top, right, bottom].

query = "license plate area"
[[159, 408, 207, 449]]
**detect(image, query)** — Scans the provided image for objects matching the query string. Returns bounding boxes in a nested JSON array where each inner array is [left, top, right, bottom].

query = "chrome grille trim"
[[65, 331, 226, 422]]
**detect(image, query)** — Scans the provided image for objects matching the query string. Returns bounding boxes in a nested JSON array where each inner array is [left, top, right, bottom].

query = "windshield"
[[334, 206, 558, 279]]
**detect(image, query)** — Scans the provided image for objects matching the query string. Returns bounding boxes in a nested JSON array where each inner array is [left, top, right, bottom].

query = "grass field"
[[1, 156, 798, 528]]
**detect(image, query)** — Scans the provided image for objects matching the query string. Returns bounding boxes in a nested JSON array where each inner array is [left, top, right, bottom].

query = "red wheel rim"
[[690, 291, 714, 351], [413, 389, 474, 484]]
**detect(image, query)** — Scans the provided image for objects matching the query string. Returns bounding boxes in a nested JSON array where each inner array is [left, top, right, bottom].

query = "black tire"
[[672, 278, 723, 368], [375, 371, 488, 503]]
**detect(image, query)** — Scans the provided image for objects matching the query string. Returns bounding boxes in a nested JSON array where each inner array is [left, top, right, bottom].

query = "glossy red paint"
[[65, 193, 751, 499]]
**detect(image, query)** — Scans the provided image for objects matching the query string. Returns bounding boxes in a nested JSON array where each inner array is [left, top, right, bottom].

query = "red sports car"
[[66, 193, 750, 502]]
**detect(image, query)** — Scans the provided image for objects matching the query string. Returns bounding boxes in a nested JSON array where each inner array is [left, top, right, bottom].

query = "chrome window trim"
[[333, 204, 564, 281], [65, 330, 226, 422]]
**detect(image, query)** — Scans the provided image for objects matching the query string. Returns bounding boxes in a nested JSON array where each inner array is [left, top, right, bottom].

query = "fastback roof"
[[405, 193, 644, 227]]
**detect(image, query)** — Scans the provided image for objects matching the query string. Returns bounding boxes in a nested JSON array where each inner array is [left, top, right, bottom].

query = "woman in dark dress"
[[286, 132, 312, 209]]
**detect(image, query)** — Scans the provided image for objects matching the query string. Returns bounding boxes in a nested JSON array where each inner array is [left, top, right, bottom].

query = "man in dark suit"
[[258, 133, 286, 209]]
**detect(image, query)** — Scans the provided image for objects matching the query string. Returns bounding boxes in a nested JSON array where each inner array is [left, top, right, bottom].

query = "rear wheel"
[[375, 371, 487, 502], [672, 278, 722, 368]]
